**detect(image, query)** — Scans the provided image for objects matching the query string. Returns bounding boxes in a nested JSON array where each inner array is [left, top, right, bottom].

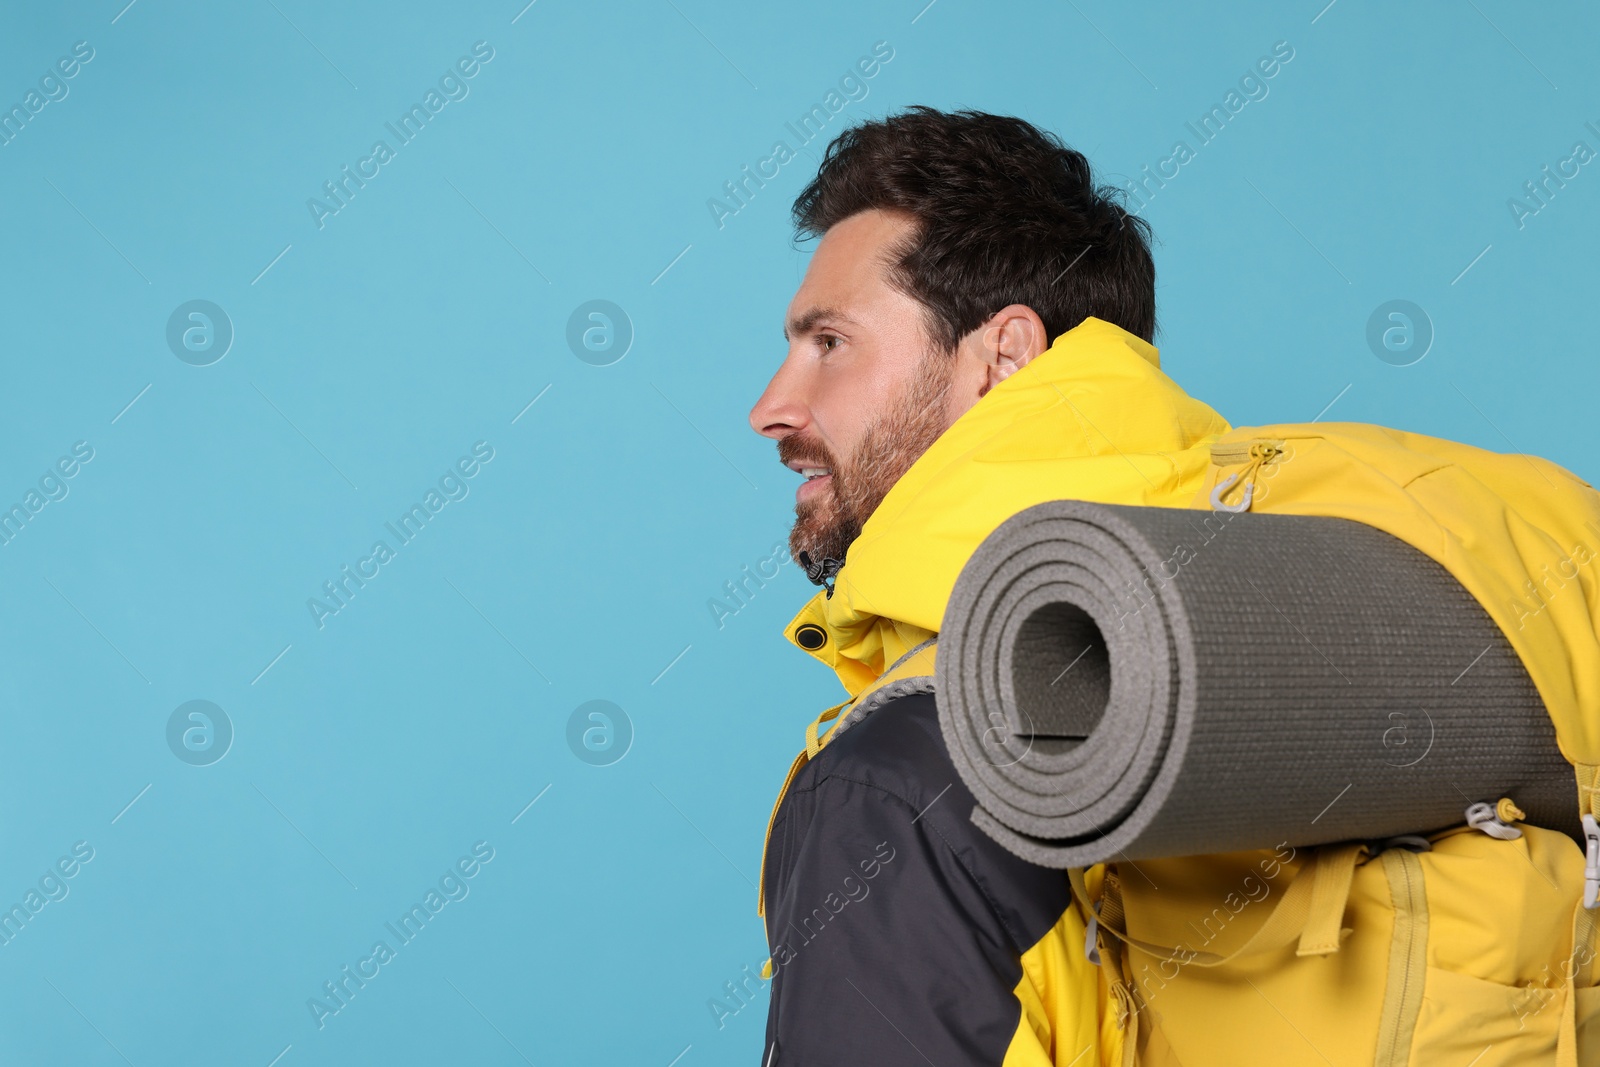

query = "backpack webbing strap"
[[1068, 866, 1138, 1067], [1558, 902, 1600, 1067], [1082, 845, 1364, 971], [1575, 764, 1600, 819], [1299, 841, 1363, 956]]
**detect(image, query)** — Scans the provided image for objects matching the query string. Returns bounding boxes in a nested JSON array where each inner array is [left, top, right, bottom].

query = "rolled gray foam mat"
[[935, 500, 1578, 868]]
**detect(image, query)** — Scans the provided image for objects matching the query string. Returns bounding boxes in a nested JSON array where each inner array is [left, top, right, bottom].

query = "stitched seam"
[[773, 808, 791, 919]]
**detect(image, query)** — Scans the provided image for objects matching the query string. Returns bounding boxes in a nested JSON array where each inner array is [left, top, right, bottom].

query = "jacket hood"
[[781, 317, 1233, 698]]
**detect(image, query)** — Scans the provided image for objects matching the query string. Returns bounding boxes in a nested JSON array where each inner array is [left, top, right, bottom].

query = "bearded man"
[[746, 105, 1234, 1065]]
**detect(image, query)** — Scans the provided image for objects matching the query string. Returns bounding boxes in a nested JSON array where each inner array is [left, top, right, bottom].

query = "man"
[[747, 106, 1233, 1065]]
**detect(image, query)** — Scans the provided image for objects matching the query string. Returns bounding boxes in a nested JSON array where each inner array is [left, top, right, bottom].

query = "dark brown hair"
[[792, 106, 1155, 349]]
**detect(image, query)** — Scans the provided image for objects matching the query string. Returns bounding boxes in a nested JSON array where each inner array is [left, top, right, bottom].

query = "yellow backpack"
[[760, 320, 1600, 1064], [1082, 421, 1600, 1066]]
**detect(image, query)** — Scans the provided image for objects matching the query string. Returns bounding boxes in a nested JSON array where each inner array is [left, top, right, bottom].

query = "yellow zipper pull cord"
[[1208, 439, 1285, 513]]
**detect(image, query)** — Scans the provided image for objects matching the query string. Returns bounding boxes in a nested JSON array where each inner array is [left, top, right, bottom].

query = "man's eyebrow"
[[783, 306, 855, 341]]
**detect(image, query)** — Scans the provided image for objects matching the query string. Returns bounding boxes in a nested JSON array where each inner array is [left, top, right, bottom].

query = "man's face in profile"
[[749, 209, 968, 570]]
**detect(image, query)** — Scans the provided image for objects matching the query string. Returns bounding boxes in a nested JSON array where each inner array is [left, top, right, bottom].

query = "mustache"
[[777, 433, 837, 471]]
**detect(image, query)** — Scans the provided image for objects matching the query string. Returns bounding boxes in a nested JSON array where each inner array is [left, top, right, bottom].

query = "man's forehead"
[[784, 210, 913, 338]]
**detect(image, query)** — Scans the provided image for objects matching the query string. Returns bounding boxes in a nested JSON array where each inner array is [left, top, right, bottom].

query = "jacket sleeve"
[[760, 765, 1098, 1066]]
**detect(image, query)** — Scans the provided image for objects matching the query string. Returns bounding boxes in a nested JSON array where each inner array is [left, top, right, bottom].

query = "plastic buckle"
[[1466, 800, 1523, 841], [1584, 813, 1600, 910], [1084, 900, 1102, 965]]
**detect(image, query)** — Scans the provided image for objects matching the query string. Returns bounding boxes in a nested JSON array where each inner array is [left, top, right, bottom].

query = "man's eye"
[[817, 334, 842, 352]]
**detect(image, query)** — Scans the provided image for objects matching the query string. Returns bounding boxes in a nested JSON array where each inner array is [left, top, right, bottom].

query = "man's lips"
[[786, 460, 833, 503], [796, 472, 832, 502]]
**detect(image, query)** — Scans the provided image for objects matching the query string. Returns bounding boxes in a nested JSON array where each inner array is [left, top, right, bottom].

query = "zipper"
[[1373, 847, 1429, 1066]]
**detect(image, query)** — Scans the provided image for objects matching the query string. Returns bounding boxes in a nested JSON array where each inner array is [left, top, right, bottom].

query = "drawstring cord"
[[798, 550, 844, 598]]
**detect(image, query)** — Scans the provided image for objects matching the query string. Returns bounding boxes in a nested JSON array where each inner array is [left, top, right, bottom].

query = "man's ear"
[[969, 304, 1050, 396]]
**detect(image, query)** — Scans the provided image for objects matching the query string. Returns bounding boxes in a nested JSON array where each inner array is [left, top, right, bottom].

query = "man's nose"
[[749, 361, 808, 440]]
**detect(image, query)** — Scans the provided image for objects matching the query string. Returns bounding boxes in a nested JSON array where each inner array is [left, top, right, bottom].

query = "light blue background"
[[1, 1, 1595, 1064]]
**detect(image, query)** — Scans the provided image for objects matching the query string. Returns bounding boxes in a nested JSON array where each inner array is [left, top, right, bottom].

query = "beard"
[[779, 351, 957, 572]]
